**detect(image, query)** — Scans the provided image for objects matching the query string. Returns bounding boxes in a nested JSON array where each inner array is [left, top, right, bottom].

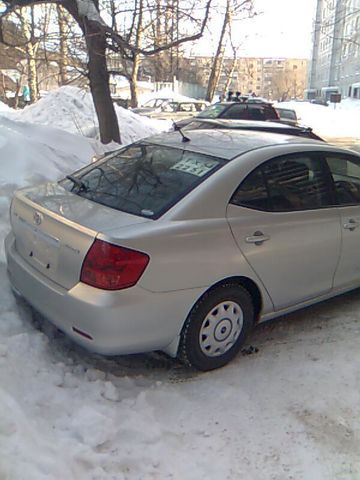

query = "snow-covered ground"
[[1, 89, 360, 480], [275, 98, 360, 140], [0, 100, 12, 113]]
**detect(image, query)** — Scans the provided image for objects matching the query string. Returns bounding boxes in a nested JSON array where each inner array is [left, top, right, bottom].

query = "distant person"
[[22, 85, 30, 104], [235, 91, 242, 101], [226, 91, 234, 101]]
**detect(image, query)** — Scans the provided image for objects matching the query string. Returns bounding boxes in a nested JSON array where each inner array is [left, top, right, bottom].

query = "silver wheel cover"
[[199, 301, 244, 357]]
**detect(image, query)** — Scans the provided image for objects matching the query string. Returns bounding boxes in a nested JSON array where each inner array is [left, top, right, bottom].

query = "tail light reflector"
[[80, 239, 149, 290]]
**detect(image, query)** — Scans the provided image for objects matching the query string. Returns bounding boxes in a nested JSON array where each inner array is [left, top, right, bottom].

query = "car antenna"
[[173, 121, 191, 143]]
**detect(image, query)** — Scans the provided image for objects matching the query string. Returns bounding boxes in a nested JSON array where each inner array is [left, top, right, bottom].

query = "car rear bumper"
[[5, 232, 203, 357]]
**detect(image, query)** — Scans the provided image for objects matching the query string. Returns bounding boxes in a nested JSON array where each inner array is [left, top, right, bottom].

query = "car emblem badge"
[[33, 211, 43, 226]]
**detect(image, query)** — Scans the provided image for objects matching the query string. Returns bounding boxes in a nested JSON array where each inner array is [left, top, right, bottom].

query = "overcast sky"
[[191, 0, 318, 58]]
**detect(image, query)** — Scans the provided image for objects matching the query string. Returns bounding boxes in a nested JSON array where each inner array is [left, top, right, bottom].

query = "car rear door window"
[[263, 155, 332, 211], [326, 155, 360, 205], [230, 154, 332, 212], [230, 168, 270, 210]]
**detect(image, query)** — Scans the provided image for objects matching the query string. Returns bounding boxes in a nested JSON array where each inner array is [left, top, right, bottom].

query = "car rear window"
[[277, 109, 297, 120], [197, 104, 228, 118], [60, 143, 224, 219]]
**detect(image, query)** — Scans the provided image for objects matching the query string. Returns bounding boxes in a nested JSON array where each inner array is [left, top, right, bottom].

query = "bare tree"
[[19, 6, 39, 101], [57, 4, 69, 84], [205, 0, 231, 102], [1, 0, 212, 144], [106, 0, 200, 107], [221, 25, 242, 96], [205, 0, 253, 102], [0, 4, 57, 104]]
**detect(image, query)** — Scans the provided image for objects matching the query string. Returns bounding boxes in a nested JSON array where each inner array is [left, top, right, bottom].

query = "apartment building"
[[107, 50, 308, 101], [177, 56, 308, 100], [309, 0, 360, 98]]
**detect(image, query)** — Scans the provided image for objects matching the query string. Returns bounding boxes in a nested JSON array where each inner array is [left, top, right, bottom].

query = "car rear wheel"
[[178, 283, 254, 371]]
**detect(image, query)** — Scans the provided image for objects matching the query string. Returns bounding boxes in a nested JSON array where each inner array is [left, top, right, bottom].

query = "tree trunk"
[[129, 0, 144, 108], [223, 61, 236, 96], [130, 56, 141, 108], [84, 19, 121, 144], [205, 0, 231, 102], [21, 7, 38, 103], [222, 43, 238, 96], [57, 4, 68, 84], [154, 0, 162, 82]]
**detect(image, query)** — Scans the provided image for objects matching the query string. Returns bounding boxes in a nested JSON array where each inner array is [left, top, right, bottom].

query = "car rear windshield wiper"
[[66, 175, 88, 192]]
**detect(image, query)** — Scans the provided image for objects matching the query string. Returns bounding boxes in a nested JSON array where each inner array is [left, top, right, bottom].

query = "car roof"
[[185, 118, 297, 130], [181, 118, 322, 139], [143, 129, 326, 161], [219, 101, 273, 106]]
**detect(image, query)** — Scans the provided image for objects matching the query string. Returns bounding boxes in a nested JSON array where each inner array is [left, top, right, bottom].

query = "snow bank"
[[0, 115, 104, 262], [0, 116, 99, 187], [0, 100, 12, 113], [114, 104, 171, 143], [17, 86, 169, 144]]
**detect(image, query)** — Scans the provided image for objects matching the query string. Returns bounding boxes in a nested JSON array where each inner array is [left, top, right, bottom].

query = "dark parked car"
[[176, 100, 280, 128]]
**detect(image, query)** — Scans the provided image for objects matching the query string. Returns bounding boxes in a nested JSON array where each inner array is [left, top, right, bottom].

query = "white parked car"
[[5, 128, 360, 370], [132, 99, 209, 120]]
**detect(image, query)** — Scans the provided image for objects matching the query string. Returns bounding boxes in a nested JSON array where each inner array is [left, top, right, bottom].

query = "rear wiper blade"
[[66, 175, 88, 192]]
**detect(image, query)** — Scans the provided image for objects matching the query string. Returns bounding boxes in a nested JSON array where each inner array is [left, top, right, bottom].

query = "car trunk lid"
[[10, 183, 150, 290]]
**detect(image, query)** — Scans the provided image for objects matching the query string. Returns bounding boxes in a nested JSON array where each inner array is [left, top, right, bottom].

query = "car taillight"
[[80, 239, 150, 290]]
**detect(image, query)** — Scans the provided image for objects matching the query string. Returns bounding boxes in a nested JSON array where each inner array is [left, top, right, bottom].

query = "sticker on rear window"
[[171, 157, 218, 177]]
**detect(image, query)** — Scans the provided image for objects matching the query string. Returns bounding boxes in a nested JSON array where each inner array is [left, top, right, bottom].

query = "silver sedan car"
[[5, 129, 360, 370]]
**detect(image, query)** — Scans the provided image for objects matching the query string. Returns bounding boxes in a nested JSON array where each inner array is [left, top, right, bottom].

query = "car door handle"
[[343, 219, 360, 231], [245, 231, 270, 245]]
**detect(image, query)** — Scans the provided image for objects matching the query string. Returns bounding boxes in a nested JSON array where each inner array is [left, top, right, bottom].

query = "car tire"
[[178, 283, 254, 371]]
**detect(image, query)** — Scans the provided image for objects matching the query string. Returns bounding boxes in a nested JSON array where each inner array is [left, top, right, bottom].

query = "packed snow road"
[[1, 268, 360, 480]]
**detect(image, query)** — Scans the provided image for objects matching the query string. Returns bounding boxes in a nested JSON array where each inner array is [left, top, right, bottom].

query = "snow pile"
[[17, 86, 99, 137], [0, 116, 99, 187], [0, 115, 104, 262], [114, 104, 172, 143], [338, 97, 360, 113], [0, 100, 12, 113], [275, 100, 360, 139], [17, 86, 170, 144]]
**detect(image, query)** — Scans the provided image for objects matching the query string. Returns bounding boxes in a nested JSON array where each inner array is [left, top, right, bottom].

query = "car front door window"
[[327, 155, 360, 205]]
